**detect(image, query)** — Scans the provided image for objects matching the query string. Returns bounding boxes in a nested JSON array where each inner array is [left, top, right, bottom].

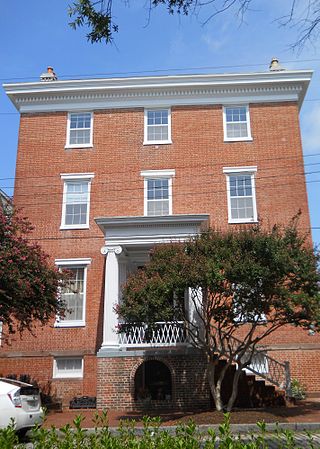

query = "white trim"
[[140, 169, 175, 177], [95, 214, 209, 246], [4, 70, 312, 113], [223, 105, 252, 142], [60, 173, 94, 180], [53, 357, 84, 379], [60, 174, 94, 230], [55, 259, 91, 328], [143, 108, 172, 145], [55, 258, 92, 266], [224, 167, 258, 224], [65, 112, 93, 149], [223, 166, 257, 174], [141, 170, 175, 216]]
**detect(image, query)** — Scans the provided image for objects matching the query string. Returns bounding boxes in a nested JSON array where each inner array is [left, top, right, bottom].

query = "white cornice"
[[3, 70, 312, 113], [95, 214, 210, 246]]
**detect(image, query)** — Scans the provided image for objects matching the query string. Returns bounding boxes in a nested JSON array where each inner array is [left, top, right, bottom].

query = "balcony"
[[118, 321, 188, 348]]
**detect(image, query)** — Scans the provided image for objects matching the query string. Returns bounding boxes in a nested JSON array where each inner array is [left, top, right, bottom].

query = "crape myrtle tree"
[[118, 220, 320, 411], [0, 205, 67, 338], [69, 0, 320, 49]]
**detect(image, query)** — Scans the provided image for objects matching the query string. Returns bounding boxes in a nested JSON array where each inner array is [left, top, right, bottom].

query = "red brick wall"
[[1, 101, 317, 401], [0, 355, 97, 406], [97, 352, 209, 410]]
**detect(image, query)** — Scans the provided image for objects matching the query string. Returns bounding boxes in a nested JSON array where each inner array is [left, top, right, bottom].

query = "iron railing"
[[210, 325, 291, 396], [118, 321, 188, 347]]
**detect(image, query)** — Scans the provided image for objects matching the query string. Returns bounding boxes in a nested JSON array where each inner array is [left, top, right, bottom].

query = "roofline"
[[3, 69, 313, 91], [3, 69, 313, 113]]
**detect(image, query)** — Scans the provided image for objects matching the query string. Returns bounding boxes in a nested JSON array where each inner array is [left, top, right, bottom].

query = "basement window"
[[53, 357, 83, 378]]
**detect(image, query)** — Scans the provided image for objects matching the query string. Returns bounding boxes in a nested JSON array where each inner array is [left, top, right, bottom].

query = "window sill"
[[229, 219, 258, 224], [224, 137, 253, 142], [65, 144, 93, 149], [143, 140, 172, 146], [54, 321, 85, 328], [60, 225, 89, 230], [53, 375, 83, 379]]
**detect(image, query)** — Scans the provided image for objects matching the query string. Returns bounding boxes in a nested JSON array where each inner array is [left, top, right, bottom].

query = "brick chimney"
[[40, 66, 58, 82], [269, 58, 285, 72]]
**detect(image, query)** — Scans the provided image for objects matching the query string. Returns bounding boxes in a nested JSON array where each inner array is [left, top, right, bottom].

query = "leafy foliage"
[[68, 0, 117, 43], [290, 378, 307, 400], [0, 412, 318, 448], [118, 221, 320, 410], [119, 223, 320, 333], [0, 205, 66, 336], [68, 0, 320, 49]]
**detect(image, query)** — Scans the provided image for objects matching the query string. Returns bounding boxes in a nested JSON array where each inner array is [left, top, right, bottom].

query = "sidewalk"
[[44, 398, 320, 430]]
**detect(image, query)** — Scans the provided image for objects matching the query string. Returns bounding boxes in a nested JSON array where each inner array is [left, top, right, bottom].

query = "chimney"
[[269, 57, 285, 72], [40, 66, 58, 82]]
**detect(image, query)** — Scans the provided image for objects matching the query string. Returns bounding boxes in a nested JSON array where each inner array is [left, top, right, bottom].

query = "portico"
[[95, 215, 209, 354]]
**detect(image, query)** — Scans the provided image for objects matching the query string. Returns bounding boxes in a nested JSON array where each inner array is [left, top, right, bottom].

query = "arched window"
[[134, 360, 172, 401]]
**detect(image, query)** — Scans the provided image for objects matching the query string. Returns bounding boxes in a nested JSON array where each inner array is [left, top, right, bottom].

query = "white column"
[[100, 245, 123, 350], [187, 287, 204, 341]]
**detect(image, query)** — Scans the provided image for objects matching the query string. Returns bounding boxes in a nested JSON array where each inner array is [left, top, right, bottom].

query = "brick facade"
[[1, 68, 319, 409]]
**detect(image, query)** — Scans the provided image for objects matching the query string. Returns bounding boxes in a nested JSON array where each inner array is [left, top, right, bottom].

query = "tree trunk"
[[207, 358, 229, 411], [226, 365, 242, 412]]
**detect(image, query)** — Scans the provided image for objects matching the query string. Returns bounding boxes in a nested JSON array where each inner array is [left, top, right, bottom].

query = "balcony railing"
[[118, 321, 188, 347]]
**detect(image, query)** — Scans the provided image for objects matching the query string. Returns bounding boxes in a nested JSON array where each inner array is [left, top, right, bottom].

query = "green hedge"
[[0, 413, 318, 448]]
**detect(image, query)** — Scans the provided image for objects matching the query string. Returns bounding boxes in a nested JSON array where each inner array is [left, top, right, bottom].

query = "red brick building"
[[1, 61, 319, 409]]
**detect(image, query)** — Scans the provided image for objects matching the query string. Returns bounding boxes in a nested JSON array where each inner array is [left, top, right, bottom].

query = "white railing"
[[118, 321, 188, 347]]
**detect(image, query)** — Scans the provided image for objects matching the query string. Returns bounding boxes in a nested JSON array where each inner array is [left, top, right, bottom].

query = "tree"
[[68, 0, 320, 49], [0, 205, 66, 338], [118, 221, 320, 411]]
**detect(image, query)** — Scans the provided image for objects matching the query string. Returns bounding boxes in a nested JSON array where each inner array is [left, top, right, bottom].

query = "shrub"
[[0, 412, 317, 448], [291, 378, 307, 400]]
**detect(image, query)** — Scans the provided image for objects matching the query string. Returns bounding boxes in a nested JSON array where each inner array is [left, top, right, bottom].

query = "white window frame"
[[65, 112, 93, 149], [60, 173, 94, 230], [144, 108, 172, 145], [53, 357, 84, 379], [223, 105, 252, 142], [141, 169, 175, 216], [54, 258, 91, 328], [223, 166, 258, 224]]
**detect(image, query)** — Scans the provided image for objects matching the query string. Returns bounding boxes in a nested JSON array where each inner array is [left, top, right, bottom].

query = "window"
[[144, 109, 171, 144], [53, 357, 83, 378], [141, 169, 175, 216], [223, 106, 252, 141], [55, 258, 91, 327], [66, 112, 93, 148], [223, 167, 257, 223], [60, 173, 94, 229]]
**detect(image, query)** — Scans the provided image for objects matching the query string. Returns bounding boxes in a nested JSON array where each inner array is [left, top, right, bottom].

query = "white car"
[[0, 378, 43, 432]]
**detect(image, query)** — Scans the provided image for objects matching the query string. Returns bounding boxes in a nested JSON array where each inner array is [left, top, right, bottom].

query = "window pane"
[[64, 182, 89, 226], [69, 113, 91, 145], [56, 358, 82, 373], [146, 110, 169, 141], [147, 200, 169, 216], [147, 179, 169, 200], [61, 268, 84, 321], [225, 107, 248, 139], [229, 174, 254, 221]]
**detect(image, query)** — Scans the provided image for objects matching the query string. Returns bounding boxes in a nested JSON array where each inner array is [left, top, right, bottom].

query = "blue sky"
[[1, 0, 320, 243]]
